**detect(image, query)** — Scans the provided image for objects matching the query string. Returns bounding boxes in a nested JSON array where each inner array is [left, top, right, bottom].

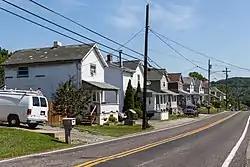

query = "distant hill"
[[211, 77, 250, 107]]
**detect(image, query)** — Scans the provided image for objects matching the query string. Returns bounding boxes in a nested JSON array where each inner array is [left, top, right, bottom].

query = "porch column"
[[98, 91, 102, 104], [115, 90, 119, 104]]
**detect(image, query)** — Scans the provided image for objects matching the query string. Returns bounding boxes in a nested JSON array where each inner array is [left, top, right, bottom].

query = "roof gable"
[[168, 73, 183, 83], [2, 43, 99, 66]]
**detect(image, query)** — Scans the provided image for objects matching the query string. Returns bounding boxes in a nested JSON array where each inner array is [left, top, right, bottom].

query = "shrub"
[[108, 114, 117, 123], [134, 108, 143, 119]]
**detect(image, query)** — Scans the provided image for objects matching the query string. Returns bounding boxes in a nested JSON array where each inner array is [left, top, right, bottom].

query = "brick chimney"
[[107, 54, 113, 62]]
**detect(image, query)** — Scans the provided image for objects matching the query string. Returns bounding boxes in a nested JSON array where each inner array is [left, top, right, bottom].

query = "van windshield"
[[40, 97, 47, 107]]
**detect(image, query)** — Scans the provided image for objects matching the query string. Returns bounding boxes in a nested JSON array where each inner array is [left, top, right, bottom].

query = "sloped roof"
[[148, 68, 167, 80], [183, 77, 194, 85], [113, 60, 141, 70], [82, 80, 119, 91], [168, 73, 182, 82], [2, 43, 99, 66], [194, 79, 202, 87]]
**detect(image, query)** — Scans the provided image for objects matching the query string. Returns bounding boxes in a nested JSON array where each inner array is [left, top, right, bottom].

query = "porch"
[[177, 89, 191, 107], [82, 80, 119, 125]]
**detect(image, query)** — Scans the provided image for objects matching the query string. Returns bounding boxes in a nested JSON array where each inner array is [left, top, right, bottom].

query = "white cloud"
[[150, 2, 198, 31]]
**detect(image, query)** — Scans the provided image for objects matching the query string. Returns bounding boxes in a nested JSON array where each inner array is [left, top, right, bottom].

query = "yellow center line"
[[75, 112, 238, 167]]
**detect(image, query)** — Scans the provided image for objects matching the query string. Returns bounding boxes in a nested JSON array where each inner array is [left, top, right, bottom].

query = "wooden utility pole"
[[222, 67, 231, 110], [142, 3, 149, 130], [207, 59, 212, 114]]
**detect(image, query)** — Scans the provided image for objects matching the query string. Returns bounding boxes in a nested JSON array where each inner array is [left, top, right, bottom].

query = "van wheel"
[[8, 115, 20, 127], [28, 123, 38, 129]]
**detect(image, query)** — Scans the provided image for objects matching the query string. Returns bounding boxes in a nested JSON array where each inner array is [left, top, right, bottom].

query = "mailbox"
[[62, 118, 76, 144], [63, 118, 76, 129]]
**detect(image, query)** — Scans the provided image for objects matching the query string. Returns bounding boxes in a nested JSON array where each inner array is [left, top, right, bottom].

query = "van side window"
[[40, 98, 47, 107], [32, 97, 40, 106]]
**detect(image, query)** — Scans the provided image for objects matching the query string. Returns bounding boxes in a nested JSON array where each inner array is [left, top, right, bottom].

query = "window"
[[160, 95, 163, 104], [17, 67, 29, 78], [32, 97, 40, 106], [164, 95, 166, 103], [156, 95, 159, 104], [40, 97, 47, 107], [90, 64, 96, 76], [92, 92, 97, 101], [163, 82, 166, 87], [137, 75, 140, 83]]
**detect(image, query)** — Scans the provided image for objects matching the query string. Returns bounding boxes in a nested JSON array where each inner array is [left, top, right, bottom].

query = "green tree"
[[134, 82, 142, 110], [0, 47, 11, 86], [123, 79, 134, 112], [52, 77, 92, 117], [189, 71, 206, 80]]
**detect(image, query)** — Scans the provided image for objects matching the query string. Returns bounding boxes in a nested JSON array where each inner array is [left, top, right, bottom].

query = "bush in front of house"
[[123, 79, 135, 113], [108, 114, 118, 124], [51, 76, 92, 118]]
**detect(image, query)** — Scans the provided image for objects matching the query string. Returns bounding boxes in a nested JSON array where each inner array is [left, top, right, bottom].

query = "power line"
[[1, 0, 141, 61], [0, 6, 134, 63], [150, 29, 208, 72], [150, 29, 250, 72], [4, 0, 165, 75], [28, 0, 145, 57], [111, 28, 145, 54]]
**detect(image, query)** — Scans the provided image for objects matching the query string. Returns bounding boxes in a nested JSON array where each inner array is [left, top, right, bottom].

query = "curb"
[[0, 111, 230, 164]]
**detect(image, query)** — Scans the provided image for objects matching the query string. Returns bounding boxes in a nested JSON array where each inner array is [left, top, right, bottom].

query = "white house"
[[147, 68, 179, 119], [3, 41, 119, 125], [104, 55, 144, 111]]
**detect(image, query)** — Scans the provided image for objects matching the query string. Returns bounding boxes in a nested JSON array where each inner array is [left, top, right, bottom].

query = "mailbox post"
[[62, 118, 76, 144]]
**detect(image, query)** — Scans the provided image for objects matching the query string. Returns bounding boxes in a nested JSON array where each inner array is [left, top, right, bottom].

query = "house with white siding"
[[104, 55, 144, 111], [2, 41, 119, 125], [147, 68, 179, 119]]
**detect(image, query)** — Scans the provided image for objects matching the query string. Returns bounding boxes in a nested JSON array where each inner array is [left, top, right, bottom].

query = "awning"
[[82, 80, 119, 91]]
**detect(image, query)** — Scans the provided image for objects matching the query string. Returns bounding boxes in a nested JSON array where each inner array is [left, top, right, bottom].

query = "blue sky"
[[0, 0, 250, 80]]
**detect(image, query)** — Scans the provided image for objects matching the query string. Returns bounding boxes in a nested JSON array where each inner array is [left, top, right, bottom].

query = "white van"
[[0, 88, 48, 129]]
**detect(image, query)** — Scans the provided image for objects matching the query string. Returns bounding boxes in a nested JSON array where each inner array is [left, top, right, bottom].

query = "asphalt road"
[[0, 111, 249, 167]]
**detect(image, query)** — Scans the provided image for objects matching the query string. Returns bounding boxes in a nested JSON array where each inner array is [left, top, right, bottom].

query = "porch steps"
[[81, 115, 96, 125]]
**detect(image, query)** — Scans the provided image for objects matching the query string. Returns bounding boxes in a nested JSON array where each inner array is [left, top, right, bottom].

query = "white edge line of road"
[[0, 111, 231, 164], [221, 114, 250, 167]]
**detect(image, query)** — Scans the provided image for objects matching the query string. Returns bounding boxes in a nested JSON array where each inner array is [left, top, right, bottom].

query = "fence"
[[47, 102, 65, 125]]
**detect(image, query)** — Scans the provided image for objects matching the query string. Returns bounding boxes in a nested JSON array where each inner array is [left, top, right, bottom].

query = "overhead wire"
[[28, 0, 146, 57], [149, 29, 208, 72], [150, 29, 250, 72]]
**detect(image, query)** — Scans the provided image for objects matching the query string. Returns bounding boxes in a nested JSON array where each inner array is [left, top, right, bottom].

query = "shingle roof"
[[168, 73, 182, 82], [183, 77, 194, 85], [148, 68, 167, 80], [2, 43, 96, 66], [113, 60, 141, 70], [82, 80, 119, 91]]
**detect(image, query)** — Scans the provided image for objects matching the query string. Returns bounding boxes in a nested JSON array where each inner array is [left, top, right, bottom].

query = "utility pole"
[[119, 50, 123, 68], [207, 59, 212, 114], [222, 67, 231, 110], [142, 3, 149, 130]]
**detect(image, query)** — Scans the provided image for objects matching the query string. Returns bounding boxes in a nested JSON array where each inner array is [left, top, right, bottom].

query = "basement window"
[[17, 67, 29, 78]]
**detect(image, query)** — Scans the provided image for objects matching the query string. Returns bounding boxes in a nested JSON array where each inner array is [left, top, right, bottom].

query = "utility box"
[[62, 118, 76, 144]]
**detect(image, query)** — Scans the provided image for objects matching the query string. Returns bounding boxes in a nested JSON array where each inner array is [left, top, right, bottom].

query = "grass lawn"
[[198, 107, 224, 114], [0, 127, 69, 159], [168, 114, 192, 121], [76, 124, 153, 137]]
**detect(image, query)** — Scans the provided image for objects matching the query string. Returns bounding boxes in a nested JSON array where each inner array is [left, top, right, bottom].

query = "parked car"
[[0, 88, 48, 129], [183, 104, 199, 116]]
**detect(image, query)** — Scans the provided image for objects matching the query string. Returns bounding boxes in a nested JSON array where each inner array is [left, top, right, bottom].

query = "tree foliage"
[[52, 77, 92, 117], [123, 79, 134, 112], [0, 47, 11, 86], [134, 82, 142, 110], [189, 71, 206, 80]]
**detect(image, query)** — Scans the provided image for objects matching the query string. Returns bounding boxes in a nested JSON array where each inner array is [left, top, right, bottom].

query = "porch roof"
[[178, 89, 190, 95], [190, 91, 200, 95], [82, 80, 119, 91], [161, 90, 179, 96]]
